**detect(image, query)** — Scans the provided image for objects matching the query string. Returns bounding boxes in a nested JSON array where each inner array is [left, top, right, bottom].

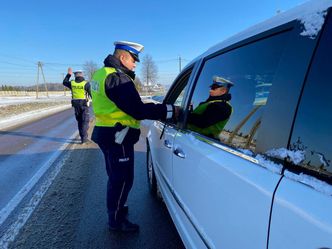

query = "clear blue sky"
[[0, 0, 307, 86]]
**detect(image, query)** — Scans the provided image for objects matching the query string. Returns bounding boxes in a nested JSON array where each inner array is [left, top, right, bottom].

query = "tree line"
[[1, 83, 65, 91], [1, 55, 159, 92]]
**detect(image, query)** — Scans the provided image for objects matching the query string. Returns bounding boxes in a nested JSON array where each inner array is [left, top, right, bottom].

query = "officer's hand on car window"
[[68, 67, 73, 75]]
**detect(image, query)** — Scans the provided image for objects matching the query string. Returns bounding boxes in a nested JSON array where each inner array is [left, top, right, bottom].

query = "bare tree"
[[141, 54, 158, 87], [133, 76, 143, 92], [83, 60, 98, 80]]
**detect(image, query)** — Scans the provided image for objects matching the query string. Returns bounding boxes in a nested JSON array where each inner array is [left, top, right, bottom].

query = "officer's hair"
[[114, 49, 129, 58]]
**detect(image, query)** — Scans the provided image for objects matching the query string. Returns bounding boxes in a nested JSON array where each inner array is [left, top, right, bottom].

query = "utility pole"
[[35, 62, 40, 99], [36, 61, 49, 98], [39, 62, 49, 98], [178, 56, 182, 73]]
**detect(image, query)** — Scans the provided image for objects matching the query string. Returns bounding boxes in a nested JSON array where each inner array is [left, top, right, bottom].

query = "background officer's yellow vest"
[[91, 67, 140, 128], [71, 80, 87, 99], [187, 100, 232, 139]]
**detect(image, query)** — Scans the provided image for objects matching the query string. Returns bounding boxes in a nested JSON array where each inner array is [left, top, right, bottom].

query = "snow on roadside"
[[0, 105, 71, 130], [0, 95, 72, 130], [0, 95, 70, 107]]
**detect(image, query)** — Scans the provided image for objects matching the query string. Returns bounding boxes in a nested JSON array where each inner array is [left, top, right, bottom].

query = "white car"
[[146, 1, 332, 248]]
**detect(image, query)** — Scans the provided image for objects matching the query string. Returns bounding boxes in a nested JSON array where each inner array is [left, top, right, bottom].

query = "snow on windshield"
[[252, 147, 332, 195], [254, 154, 283, 174], [237, 149, 282, 173], [181, 133, 332, 194], [266, 148, 305, 165], [285, 170, 332, 196], [299, 7, 327, 39]]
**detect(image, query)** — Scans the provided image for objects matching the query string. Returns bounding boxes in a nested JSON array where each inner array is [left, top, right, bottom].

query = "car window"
[[289, 15, 332, 178], [174, 86, 187, 106], [164, 67, 193, 124], [185, 30, 291, 151], [151, 95, 165, 103]]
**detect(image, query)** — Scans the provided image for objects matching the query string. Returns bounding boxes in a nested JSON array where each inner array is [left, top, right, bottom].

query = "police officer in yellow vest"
[[188, 76, 234, 140], [90, 41, 178, 233], [63, 68, 92, 144]]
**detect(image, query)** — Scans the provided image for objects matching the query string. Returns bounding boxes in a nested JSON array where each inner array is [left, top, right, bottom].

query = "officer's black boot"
[[109, 209, 138, 233], [109, 219, 139, 233]]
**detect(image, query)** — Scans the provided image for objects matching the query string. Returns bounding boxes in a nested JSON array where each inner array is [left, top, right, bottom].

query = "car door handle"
[[164, 139, 172, 148], [173, 147, 186, 159]]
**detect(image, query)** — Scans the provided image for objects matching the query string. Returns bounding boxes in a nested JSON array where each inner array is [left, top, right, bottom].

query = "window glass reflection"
[[187, 31, 291, 151], [290, 17, 332, 175]]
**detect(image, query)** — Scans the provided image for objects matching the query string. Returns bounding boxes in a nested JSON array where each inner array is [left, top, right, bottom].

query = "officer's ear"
[[222, 87, 229, 94], [119, 54, 125, 64], [119, 53, 130, 65]]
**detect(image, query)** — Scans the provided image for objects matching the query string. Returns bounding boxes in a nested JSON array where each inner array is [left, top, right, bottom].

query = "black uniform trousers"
[[73, 105, 89, 142], [99, 142, 134, 226]]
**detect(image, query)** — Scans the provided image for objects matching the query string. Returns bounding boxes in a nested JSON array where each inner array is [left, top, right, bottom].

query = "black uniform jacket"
[[63, 75, 92, 107], [92, 54, 170, 146], [188, 94, 232, 128]]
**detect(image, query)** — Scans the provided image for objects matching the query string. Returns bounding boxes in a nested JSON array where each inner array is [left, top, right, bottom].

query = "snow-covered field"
[[0, 94, 72, 130], [0, 94, 70, 107]]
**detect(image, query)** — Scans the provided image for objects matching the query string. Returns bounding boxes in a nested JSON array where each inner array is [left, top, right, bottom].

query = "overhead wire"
[[0, 53, 186, 85], [0, 53, 36, 64]]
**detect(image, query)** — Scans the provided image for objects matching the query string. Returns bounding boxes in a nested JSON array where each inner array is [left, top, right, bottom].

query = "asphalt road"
[[7, 116, 185, 249], [0, 109, 78, 212]]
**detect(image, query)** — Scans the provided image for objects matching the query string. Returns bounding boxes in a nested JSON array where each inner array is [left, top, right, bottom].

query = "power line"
[[0, 60, 35, 68], [0, 53, 36, 63], [155, 58, 178, 63], [44, 62, 83, 66]]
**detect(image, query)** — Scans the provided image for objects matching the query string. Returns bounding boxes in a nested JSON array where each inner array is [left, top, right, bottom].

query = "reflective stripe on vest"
[[91, 67, 140, 128], [71, 80, 87, 99], [188, 100, 232, 139]]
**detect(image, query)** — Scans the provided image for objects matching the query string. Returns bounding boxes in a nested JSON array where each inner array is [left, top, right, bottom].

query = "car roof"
[[184, 0, 332, 70]]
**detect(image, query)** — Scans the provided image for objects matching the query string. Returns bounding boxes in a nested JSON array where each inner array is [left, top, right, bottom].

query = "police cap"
[[114, 41, 144, 62], [73, 70, 84, 75], [210, 76, 234, 89]]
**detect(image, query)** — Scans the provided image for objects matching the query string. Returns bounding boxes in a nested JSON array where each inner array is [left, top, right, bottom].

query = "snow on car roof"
[[185, 0, 332, 67]]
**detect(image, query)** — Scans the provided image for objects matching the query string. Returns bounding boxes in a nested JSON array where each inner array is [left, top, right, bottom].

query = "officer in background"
[[63, 68, 92, 144], [187, 76, 234, 140], [91, 41, 178, 233]]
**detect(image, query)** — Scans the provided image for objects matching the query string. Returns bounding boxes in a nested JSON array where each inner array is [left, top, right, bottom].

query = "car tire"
[[146, 140, 157, 196]]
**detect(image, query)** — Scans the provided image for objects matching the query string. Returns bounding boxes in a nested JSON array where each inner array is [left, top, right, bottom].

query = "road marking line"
[[0, 131, 78, 249]]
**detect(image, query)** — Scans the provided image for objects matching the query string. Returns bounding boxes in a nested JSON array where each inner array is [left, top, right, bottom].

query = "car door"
[[147, 67, 194, 202], [268, 12, 332, 249], [171, 25, 309, 249]]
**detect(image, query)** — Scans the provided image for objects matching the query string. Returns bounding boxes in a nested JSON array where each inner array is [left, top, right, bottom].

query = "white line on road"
[[0, 131, 78, 249]]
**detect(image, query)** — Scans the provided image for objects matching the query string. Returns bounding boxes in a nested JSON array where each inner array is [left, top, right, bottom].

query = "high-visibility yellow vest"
[[188, 100, 232, 139], [71, 80, 87, 99], [91, 67, 140, 128]]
